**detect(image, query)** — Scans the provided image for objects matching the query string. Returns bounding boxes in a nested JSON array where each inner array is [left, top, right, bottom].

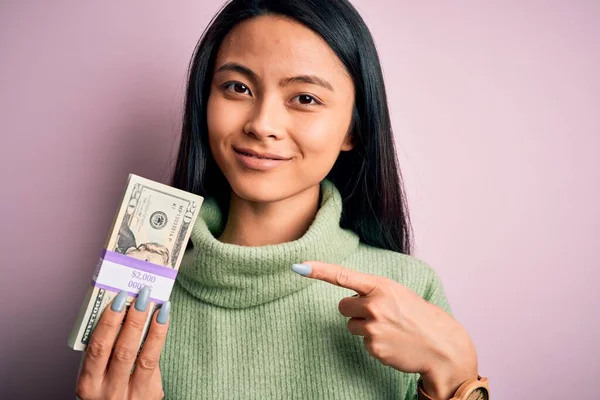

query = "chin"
[[213, 150, 323, 204], [226, 173, 296, 203]]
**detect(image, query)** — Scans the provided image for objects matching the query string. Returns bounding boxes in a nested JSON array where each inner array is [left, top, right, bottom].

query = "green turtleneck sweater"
[[161, 180, 452, 400]]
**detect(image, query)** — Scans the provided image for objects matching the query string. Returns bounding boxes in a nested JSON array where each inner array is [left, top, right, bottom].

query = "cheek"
[[207, 93, 231, 146], [294, 115, 350, 162], [207, 91, 251, 136]]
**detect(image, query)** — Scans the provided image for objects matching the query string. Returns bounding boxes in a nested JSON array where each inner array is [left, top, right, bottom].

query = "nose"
[[243, 96, 285, 141]]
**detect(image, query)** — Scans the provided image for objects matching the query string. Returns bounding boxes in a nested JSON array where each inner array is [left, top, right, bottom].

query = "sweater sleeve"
[[404, 372, 419, 400], [405, 263, 454, 400], [422, 264, 453, 316]]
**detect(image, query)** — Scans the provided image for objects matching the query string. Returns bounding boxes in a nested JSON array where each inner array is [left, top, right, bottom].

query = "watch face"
[[467, 388, 489, 400]]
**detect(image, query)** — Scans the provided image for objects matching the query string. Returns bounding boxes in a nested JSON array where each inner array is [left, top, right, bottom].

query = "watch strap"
[[417, 375, 489, 400]]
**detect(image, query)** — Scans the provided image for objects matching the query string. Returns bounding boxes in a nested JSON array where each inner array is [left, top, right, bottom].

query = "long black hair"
[[171, 0, 413, 255]]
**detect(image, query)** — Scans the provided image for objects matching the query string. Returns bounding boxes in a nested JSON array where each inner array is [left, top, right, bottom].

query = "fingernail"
[[135, 286, 151, 312], [157, 301, 171, 325], [291, 263, 312, 276], [111, 290, 128, 312]]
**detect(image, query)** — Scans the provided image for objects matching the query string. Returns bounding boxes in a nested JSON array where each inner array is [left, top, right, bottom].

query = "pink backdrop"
[[1, 1, 598, 398]]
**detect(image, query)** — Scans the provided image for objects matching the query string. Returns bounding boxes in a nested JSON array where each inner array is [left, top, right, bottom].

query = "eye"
[[292, 94, 322, 106], [223, 81, 252, 95]]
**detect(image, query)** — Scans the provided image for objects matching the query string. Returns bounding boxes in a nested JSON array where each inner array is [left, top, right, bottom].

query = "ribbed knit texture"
[[161, 180, 452, 400]]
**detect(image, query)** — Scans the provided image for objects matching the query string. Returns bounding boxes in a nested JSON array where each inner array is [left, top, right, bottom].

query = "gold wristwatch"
[[417, 375, 489, 400]]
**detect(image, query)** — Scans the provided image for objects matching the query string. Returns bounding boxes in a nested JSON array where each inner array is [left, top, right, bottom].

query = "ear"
[[340, 132, 354, 152]]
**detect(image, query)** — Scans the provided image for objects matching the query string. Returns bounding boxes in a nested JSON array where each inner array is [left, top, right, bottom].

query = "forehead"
[[215, 15, 350, 83]]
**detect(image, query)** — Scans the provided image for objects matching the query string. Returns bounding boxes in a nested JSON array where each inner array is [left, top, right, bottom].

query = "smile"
[[233, 147, 291, 171], [233, 147, 290, 160]]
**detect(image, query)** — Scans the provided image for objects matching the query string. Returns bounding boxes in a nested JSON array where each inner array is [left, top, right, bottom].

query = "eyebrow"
[[215, 62, 334, 91]]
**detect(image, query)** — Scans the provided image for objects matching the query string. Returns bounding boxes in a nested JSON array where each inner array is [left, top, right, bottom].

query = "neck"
[[177, 179, 361, 308], [218, 184, 321, 246]]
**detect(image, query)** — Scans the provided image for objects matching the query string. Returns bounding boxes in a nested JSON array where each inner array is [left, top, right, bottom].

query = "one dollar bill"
[[68, 174, 203, 351]]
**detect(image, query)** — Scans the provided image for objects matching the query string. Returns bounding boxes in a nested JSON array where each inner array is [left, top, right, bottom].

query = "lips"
[[232, 146, 291, 171], [233, 147, 290, 160]]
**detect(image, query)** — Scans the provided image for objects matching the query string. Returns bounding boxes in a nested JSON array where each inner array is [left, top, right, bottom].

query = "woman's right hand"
[[75, 286, 170, 400]]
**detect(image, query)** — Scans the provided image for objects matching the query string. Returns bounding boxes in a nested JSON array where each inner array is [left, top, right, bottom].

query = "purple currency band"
[[91, 249, 178, 304]]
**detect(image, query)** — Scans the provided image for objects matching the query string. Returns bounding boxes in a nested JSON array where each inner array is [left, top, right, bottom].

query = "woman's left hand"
[[294, 261, 479, 399]]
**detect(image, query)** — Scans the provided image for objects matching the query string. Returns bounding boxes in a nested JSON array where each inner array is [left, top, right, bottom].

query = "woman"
[[75, 0, 489, 398]]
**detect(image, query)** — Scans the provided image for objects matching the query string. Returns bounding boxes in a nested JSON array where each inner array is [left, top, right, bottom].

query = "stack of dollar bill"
[[68, 174, 203, 351]]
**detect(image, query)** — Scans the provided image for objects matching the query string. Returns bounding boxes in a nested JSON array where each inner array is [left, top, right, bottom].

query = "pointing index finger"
[[293, 261, 381, 296]]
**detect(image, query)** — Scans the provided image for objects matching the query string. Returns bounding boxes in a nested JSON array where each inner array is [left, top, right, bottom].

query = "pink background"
[[1, 1, 598, 398]]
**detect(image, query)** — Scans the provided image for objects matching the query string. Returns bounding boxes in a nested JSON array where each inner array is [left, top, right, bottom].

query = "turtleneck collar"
[[176, 179, 360, 309]]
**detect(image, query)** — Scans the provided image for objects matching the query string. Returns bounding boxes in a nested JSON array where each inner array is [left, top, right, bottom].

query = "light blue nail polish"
[[157, 301, 171, 325], [111, 290, 128, 312], [291, 263, 312, 276], [135, 286, 151, 312]]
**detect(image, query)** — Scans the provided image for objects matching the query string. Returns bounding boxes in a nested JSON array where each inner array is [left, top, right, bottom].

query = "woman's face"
[[207, 15, 355, 203]]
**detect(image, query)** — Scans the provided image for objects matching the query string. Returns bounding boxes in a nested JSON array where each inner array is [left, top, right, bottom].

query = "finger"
[[338, 295, 372, 318], [295, 261, 382, 296], [78, 290, 129, 390], [105, 286, 153, 394], [347, 317, 369, 337], [149, 366, 165, 400], [130, 301, 170, 397]]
